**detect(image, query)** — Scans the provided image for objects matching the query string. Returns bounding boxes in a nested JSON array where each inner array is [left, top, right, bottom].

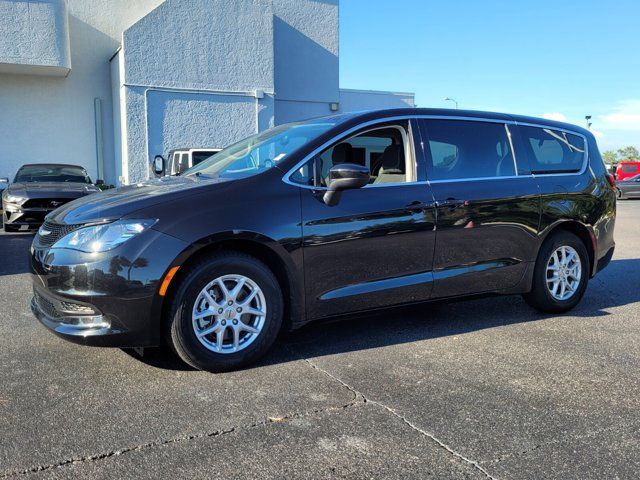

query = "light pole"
[[585, 115, 592, 130], [444, 97, 459, 109]]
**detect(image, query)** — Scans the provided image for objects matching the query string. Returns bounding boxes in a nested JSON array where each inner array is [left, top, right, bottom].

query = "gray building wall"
[[339, 89, 416, 112], [273, 0, 339, 122], [0, 0, 71, 76], [0, 0, 164, 184], [117, 0, 276, 184], [1, 0, 415, 186]]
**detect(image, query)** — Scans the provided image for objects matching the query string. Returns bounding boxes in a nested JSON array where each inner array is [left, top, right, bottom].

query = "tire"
[[166, 252, 283, 372], [523, 231, 590, 313]]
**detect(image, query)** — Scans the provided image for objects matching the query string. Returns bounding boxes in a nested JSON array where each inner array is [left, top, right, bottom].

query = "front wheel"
[[523, 231, 589, 313], [166, 252, 283, 372]]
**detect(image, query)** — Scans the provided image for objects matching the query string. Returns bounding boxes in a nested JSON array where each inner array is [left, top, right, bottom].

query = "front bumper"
[[3, 202, 52, 228], [31, 286, 115, 345], [30, 228, 189, 348]]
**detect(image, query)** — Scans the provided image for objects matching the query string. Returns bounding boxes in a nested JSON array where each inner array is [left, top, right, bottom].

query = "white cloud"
[[599, 100, 640, 131], [590, 129, 605, 139], [542, 112, 568, 122]]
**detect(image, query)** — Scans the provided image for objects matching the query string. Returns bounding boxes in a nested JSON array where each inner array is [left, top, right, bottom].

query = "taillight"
[[606, 174, 616, 188]]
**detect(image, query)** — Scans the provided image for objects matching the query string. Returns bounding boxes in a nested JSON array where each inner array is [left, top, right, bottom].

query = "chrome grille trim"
[[34, 221, 83, 248]]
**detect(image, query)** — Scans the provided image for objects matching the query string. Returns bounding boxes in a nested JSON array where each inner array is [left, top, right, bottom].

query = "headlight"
[[51, 219, 157, 253], [3, 194, 24, 204]]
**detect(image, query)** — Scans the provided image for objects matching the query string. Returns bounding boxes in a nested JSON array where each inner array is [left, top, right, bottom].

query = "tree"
[[602, 150, 618, 164], [617, 146, 640, 161]]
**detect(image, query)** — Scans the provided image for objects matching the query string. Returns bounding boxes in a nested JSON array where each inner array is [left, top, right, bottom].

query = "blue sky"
[[339, 0, 640, 152]]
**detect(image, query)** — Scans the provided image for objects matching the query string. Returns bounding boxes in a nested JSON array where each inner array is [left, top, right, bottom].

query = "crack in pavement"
[[1, 400, 362, 478], [299, 356, 499, 480]]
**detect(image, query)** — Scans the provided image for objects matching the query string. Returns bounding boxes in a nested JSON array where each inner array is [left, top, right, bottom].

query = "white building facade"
[[0, 0, 414, 185]]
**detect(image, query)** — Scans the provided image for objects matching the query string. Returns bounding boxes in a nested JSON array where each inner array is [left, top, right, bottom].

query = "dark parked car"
[[616, 173, 640, 199], [2, 164, 101, 232], [30, 109, 616, 372]]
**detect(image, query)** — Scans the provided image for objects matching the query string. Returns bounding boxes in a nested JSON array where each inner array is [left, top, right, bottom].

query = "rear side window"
[[621, 164, 638, 173], [520, 126, 585, 174], [422, 120, 515, 181]]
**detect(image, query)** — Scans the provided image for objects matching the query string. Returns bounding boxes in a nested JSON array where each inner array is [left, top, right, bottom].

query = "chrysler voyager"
[[30, 109, 616, 371]]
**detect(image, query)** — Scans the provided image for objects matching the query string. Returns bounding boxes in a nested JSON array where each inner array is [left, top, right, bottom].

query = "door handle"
[[406, 200, 436, 210], [437, 198, 466, 208]]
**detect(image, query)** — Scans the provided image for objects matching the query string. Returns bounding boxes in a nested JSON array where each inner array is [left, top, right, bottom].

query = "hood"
[[6, 182, 100, 199], [47, 175, 232, 225]]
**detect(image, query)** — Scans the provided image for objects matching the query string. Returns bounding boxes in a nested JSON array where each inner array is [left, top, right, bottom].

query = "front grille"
[[34, 221, 83, 248], [33, 289, 60, 318], [23, 198, 71, 210], [60, 301, 95, 314], [33, 287, 100, 322]]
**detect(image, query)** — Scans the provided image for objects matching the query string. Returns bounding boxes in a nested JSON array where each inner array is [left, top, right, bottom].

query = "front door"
[[419, 118, 540, 298], [290, 119, 437, 320]]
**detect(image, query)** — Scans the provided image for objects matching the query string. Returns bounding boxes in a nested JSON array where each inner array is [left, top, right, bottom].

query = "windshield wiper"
[[194, 172, 217, 179]]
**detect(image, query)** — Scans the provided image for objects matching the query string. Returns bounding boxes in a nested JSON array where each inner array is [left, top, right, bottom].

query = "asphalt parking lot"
[[0, 203, 638, 480]]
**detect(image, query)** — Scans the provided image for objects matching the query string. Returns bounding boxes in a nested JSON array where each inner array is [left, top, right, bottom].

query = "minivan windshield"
[[184, 120, 338, 180], [14, 165, 92, 184]]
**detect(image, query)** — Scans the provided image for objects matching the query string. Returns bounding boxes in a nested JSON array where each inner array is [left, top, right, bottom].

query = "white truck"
[[153, 148, 221, 177]]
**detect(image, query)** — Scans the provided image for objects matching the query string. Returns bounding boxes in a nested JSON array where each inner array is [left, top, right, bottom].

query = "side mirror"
[[153, 155, 165, 176], [95, 179, 105, 186], [323, 163, 370, 207], [0, 177, 8, 185]]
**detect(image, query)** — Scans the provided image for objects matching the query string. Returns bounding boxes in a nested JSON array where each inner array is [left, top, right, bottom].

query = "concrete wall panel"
[[273, 0, 339, 104], [339, 89, 416, 112], [146, 90, 259, 166], [275, 99, 334, 125], [123, 0, 274, 92], [0, 0, 71, 76]]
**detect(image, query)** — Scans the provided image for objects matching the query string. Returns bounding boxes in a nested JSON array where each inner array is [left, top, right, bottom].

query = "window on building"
[[422, 120, 515, 181], [520, 126, 585, 174], [290, 124, 414, 187]]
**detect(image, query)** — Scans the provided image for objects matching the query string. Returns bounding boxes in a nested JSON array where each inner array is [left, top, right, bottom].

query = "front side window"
[[290, 123, 415, 187], [520, 126, 585, 174], [186, 120, 338, 181], [621, 164, 638, 173], [422, 120, 515, 181], [14, 165, 92, 184]]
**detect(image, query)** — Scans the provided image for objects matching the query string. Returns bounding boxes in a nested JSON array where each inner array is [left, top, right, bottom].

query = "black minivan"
[[30, 109, 616, 372]]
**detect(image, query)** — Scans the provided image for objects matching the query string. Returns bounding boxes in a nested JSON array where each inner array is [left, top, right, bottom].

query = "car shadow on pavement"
[[0, 230, 34, 276], [127, 258, 640, 372]]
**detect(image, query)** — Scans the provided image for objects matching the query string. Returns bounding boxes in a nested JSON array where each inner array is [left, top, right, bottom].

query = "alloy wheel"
[[191, 274, 266, 354], [546, 245, 582, 301]]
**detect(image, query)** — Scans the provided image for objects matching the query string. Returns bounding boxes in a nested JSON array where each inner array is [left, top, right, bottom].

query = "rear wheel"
[[166, 252, 283, 372], [523, 231, 589, 313]]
